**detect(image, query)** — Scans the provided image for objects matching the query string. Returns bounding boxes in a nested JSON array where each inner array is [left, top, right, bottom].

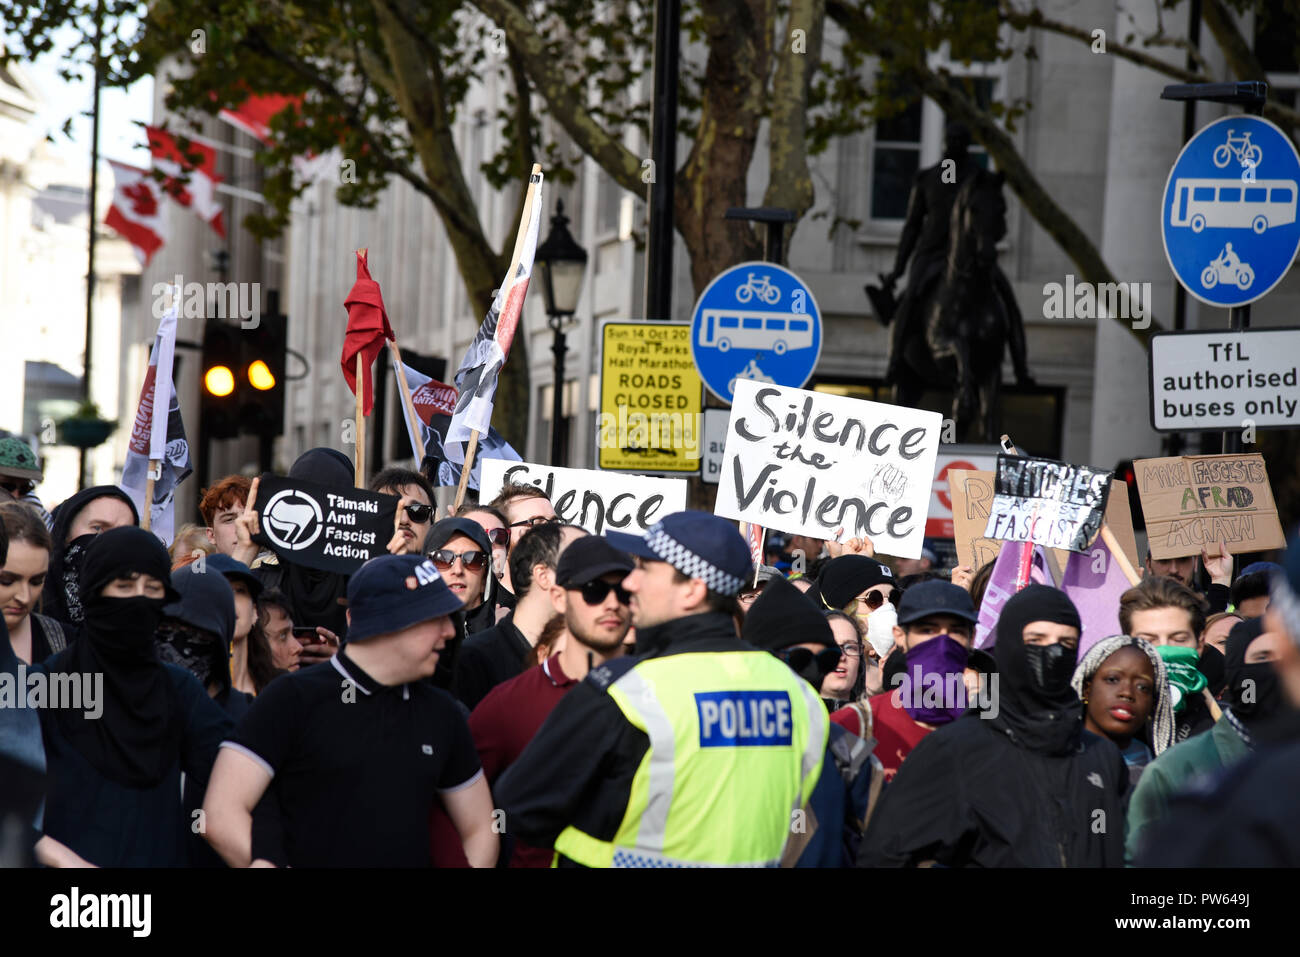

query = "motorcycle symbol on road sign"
[[1200, 244, 1254, 290]]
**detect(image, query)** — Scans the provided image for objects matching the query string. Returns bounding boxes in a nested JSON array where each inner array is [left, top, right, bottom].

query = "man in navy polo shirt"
[[202, 554, 498, 867]]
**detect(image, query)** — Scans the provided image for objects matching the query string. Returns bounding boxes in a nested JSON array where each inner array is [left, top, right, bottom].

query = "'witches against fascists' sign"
[[714, 380, 943, 559], [478, 459, 687, 535], [982, 455, 1113, 553], [252, 475, 398, 574]]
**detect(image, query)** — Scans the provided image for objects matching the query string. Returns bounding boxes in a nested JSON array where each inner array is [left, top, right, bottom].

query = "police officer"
[[494, 512, 829, 867]]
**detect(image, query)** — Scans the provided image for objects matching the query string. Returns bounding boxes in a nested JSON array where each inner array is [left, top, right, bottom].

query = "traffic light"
[[199, 300, 288, 443], [236, 304, 287, 438], [201, 319, 241, 439]]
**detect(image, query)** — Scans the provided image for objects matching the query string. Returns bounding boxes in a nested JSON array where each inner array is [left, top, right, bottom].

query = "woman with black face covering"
[[42, 485, 139, 631], [857, 584, 1128, 867], [1125, 616, 1281, 862], [32, 527, 233, 867]]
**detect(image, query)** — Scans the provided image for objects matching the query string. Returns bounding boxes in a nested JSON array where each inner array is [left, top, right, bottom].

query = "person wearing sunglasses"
[[424, 517, 494, 639], [462, 536, 635, 867], [453, 521, 585, 710], [487, 483, 557, 608], [0, 437, 52, 531], [370, 467, 436, 550], [809, 555, 896, 631], [455, 503, 512, 630]]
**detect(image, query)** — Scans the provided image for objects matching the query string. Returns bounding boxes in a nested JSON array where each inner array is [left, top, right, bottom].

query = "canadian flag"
[[145, 126, 226, 238], [104, 160, 167, 267]]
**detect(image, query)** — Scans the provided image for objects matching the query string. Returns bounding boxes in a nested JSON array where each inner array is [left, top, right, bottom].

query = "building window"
[[867, 59, 1002, 224]]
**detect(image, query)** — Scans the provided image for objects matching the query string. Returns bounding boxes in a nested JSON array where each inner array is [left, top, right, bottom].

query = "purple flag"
[[974, 540, 1051, 649], [1060, 532, 1131, 657]]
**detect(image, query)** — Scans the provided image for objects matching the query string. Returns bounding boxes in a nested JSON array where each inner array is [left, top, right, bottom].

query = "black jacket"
[[494, 611, 748, 866], [855, 710, 1128, 867]]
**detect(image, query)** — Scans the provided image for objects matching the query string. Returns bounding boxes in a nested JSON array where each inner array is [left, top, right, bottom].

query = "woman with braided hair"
[[1071, 636, 1175, 790]]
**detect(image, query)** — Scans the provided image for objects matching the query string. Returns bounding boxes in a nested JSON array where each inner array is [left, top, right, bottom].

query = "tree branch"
[[471, 0, 644, 194]]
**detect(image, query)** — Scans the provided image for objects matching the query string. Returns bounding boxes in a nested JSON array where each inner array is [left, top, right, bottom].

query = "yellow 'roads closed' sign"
[[598, 320, 704, 473]]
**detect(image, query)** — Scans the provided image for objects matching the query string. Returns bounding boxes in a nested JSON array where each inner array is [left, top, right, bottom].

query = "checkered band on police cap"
[[644, 519, 747, 597]]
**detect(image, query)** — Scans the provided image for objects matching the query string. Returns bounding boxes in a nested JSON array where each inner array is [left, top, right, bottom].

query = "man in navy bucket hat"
[[495, 511, 829, 867], [202, 554, 498, 868]]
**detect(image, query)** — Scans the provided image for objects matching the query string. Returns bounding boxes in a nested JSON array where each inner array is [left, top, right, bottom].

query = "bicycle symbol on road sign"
[[735, 273, 782, 305], [1213, 130, 1263, 169]]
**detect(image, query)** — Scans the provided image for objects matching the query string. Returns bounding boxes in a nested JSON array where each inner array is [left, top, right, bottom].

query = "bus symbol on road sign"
[[690, 261, 822, 402]]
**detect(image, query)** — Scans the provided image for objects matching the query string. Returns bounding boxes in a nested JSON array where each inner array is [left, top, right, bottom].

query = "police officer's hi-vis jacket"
[[494, 611, 829, 867]]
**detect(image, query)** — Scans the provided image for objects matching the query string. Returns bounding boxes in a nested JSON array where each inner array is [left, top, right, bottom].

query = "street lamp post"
[[534, 200, 589, 466]]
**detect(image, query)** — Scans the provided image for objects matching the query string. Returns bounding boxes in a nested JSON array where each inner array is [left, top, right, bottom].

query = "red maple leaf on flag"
[[124, 182, 158, 217]]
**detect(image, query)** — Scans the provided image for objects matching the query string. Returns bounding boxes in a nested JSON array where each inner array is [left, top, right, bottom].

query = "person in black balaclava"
[[743, 576, 881, 867], [42, 485, 138, 631], [33, 526, 232, 866], [161, 562, 253, 720], [255, 448, 354, 643], [857, 584, 1128, 867]]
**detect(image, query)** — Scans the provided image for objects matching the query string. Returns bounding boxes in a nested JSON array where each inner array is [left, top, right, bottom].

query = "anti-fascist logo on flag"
[[251, 475, 398, 574]]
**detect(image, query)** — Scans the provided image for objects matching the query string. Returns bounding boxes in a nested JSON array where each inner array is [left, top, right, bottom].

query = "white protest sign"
[[982, 454, 1114, 553], [714, 380, 943, 559], [478, 459, 687, 535]]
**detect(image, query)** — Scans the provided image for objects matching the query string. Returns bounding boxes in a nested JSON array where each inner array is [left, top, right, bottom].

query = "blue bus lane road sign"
[[690, 261, 823, 402], [1162, 115, 1300, 307]]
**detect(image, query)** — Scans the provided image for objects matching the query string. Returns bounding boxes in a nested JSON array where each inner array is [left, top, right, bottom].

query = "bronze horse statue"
[[888, 168, 1030, 441]]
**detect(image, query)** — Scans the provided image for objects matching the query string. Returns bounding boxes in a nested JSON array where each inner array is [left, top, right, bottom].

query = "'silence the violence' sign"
[[714, 381, 941, 559]]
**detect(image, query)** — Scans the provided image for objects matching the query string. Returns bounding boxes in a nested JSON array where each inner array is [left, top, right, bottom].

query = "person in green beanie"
[[0, 437, 51, 531]]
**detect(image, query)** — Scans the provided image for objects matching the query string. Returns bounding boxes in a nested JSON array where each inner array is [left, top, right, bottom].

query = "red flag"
[[104, 160, 167, 266], [341, 250, 395, 416], [145, 126, 226, 237], [218, 94, 301, 145]]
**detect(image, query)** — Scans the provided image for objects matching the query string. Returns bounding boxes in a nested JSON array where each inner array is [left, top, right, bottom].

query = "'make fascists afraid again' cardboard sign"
[[252, 475, 398, 574], [715, 381, 942, 559], [1134, 453, 1285, 559], [982, 454, 1113, 553]]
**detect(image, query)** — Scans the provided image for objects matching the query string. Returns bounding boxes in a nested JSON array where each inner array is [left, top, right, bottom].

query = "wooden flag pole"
[[142, 465, 158, 532], [451, 163, 543, 506], [354, 248, 369, 488], [1101, 524, 1141, 586], [389, 339, 426, 462], [355, 352, 367, 488], [453, 432, 479, 513]]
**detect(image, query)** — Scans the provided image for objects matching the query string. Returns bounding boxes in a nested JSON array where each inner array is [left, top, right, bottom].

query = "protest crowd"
[[1, 424, 1299, 869], [1, 192, 1297, 872]]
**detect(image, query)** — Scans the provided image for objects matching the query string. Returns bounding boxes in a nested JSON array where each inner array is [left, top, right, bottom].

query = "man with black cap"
[[203, 554, 497, 867], [857, 584, 1127, 867], [851, 580, 980, 782], [495, 510, 828, 867], [468, 534, 634, 867]]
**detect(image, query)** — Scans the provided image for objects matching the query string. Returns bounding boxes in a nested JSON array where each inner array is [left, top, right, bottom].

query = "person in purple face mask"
[[858, 584, 1129, 868], [859, 581, 977, 782]]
